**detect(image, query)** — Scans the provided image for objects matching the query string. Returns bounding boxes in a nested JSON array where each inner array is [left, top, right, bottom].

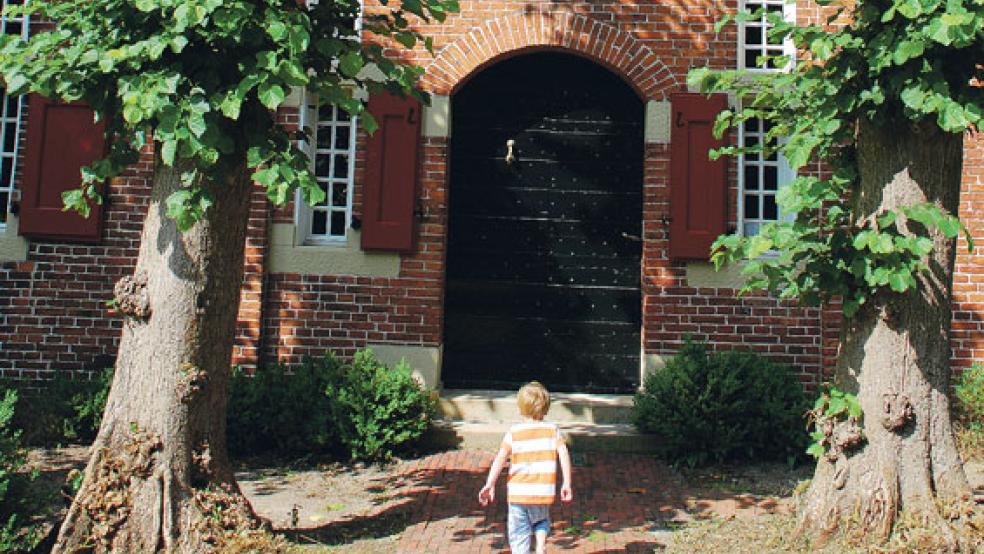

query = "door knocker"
[[505, 139, 516, 165]]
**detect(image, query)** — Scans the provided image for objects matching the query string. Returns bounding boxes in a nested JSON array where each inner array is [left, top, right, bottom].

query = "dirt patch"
[[234, 458, 412, 552]]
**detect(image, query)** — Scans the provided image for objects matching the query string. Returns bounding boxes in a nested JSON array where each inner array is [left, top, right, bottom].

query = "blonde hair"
[[517, 381, 551, 420]]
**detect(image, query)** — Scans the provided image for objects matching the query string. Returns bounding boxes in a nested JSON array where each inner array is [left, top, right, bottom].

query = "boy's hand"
[[478, 483, 495, 506], [560, 483, 573, 502]]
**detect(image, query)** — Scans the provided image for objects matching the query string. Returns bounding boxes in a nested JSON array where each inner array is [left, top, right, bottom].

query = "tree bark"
[[797, 119, 974, 549], [52, 155, 262, 553]]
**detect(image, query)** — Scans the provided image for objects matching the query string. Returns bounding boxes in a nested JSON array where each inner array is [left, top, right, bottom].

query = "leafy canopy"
[[0, 0, 458, 230], [689, 0, 982, 317]]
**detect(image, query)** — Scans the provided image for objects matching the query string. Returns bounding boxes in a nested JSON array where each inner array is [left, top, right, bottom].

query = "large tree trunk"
[[52, 156, 262, 552], [797, 119, 974, 548]]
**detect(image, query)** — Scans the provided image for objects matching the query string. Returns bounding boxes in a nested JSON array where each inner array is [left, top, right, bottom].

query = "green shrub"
[[954, 363, 984, 425], [227, 349, 434, 461], [325, 350, 435, 462], [8, 369, 112, 446], [954, 363, 984, 459], [632, 341, 809, 467], [227, 355, 342, 457], [0, 389, 43, 552]]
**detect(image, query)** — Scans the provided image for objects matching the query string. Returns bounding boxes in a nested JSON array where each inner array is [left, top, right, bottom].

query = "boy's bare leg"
[[534, 530, 547, 553]]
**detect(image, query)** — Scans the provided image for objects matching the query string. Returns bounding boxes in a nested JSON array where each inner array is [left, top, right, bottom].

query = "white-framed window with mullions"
[[0, 0, 29, 230], [738, 116, 795, 236], [297, 94, 358, 244], [738, 0, 796, 71]]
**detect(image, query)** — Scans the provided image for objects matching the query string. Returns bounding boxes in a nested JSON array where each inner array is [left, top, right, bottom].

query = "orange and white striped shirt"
[[503, 421, 565, 505]]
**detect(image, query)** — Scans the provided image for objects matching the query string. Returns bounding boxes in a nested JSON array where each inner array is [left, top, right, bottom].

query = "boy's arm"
[[557, 441, 573, 502], [478, 445, 510, 506]]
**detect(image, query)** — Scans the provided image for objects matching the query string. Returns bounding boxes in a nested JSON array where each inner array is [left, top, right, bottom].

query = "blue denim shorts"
[[507, 503, 551, 553]]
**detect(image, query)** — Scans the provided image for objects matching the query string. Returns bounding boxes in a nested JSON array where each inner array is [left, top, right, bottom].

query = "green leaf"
[[938, 101, 968, 131], [122, 104, 143, 124], [846, 396, 862, 418], [887, 271, 911, 293], [938, 215, 961, 238], [161, 140, 177, 166], [165, 188, 213, 231], [267, 20, 288, 41], [339, 51, 364, 78], [220, 94, 242, 119], [806, 442, 826, 459], [896, 0, 923, 18], [258, 82, 286, 110], [893, 40, 925, 65]]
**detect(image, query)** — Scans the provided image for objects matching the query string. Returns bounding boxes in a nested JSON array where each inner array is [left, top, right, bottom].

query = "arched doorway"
[[442, 52, 644, 393]]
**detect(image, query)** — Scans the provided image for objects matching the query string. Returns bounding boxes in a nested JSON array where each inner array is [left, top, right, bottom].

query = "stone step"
[[425, 420, 660, 454], [437, 389, 635, 425]]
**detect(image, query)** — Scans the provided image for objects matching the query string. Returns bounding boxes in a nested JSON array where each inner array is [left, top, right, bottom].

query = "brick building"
[[0, 1, 981, 394]]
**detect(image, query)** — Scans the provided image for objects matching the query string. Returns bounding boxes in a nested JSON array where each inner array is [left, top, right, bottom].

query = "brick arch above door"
[[421, 10, 679, 101]]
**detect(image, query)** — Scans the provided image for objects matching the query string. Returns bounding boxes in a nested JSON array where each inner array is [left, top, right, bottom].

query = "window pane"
[[0, 191, 7, 223], [1, 157, 9, 186], [744, 222, 760, 236], [315, 155, 331, 177], [744, 165, 760, 191], [333, 154, 348, 178], [763, 195, 778, 220], [745, 26, 762, 46], [745, 194, 760, 219], [312, 210, 327, 235], [316, 126, 332, 149], [330, 211, 345, 236], [745, 50, 761, 68], [3, 121, 15, 151], [334, 126, 350, 150], [764, 166, 778, 190], [332, 183, 347, 207]]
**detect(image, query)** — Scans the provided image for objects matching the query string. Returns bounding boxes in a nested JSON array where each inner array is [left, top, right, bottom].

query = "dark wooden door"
[[443, 53, 644, 393]]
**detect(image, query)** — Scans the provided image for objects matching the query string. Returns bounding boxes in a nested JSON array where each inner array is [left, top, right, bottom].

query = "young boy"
[[478, 381, 573, 554]]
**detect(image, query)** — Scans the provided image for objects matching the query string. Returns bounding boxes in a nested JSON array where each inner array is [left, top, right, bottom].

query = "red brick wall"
[[0, 109, 153, 378], [953, 133, 984, 373]]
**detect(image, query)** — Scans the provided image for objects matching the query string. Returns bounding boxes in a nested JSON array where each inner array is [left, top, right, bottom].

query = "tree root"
[[64, 431, 163, 551]]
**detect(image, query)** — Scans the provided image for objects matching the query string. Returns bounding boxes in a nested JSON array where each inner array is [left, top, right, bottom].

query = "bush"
[[954, 363, 984, 424], [228, 349, 435, 461], [0, 389, 42, 552], [632, 341, 809, 467], [227, 355, 342, 456], [326, 350, 435, 462], [7, 369, 112, 446], [954, 363, 984, 459]]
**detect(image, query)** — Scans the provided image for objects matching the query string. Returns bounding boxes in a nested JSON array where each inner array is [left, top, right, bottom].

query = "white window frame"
[[737, 0, 796, 72], [737, 116, 795, 237], [295, 0, 362, 245], [296, 92, 358, 245], [0, 1, 29, 231]]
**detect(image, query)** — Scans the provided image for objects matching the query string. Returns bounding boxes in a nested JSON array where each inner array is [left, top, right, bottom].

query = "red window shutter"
[[669, 93, 729, 260], [361, 92, 421, 252], [18, 94, 106, 241]]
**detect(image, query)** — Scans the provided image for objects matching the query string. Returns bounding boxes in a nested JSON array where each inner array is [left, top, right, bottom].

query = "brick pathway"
[[332, 449, 694, 553]]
